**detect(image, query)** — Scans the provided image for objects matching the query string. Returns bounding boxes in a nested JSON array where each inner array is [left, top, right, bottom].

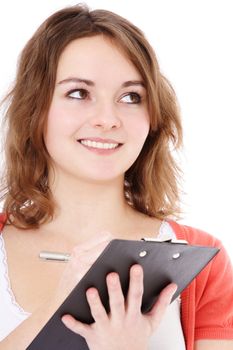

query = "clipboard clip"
[[141, 237, 188, 245]]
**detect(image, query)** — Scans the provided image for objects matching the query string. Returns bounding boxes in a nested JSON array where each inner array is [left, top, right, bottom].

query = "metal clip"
[[141, 237, 188, 245], [141, 237, 172, 243], [171, 239, 188, 245]]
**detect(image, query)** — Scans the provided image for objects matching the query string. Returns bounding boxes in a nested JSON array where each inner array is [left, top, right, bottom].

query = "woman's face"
[[44, 35, 150, 183]]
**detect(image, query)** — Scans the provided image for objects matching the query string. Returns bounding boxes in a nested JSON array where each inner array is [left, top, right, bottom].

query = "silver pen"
[[39, 251, 71, 262]]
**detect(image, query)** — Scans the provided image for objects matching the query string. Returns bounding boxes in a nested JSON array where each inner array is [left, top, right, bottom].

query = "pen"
[[39, 251, 71, 262]]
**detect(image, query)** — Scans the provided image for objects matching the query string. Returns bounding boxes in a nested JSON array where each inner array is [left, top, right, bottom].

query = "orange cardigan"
[[169, 220, 233, 349], [0, 214, 233, 349]]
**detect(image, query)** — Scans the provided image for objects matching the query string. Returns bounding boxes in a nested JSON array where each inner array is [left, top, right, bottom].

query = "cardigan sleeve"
[[194, 237, 233, 340], [0, 213, 7, 232]]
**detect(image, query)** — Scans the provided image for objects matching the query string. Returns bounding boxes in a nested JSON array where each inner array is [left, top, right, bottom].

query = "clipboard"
[[27, 238, 219, 350]]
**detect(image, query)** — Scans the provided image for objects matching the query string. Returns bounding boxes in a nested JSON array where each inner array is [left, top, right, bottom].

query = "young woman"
[[0, 4, 232, 350]]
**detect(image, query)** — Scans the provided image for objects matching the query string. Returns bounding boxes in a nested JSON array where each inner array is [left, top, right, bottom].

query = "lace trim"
[[0, 234, 30, 316]]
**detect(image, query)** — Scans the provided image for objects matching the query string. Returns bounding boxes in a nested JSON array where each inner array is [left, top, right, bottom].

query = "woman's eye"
[[120, 92, 142, 104], [67, 89, 88, 100]]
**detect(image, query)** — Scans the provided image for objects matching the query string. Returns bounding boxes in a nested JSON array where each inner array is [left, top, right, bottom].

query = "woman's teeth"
[[80, 140, 119, 149]]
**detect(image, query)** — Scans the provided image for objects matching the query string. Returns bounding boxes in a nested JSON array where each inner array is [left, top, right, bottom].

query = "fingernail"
[[111, 274, 118, 285], [87, 288, 98, 299], [133, 265, 142, 276], [61, 316, 69, 326]]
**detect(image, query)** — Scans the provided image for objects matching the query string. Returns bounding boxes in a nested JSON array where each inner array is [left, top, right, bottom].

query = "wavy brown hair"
[[0, 4, 183, 229]]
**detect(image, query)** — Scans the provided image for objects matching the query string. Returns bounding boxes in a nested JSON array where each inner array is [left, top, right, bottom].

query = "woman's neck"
[[42, 174, 132, 241]]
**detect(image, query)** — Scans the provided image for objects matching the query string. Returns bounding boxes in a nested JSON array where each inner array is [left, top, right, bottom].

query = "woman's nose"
[[89, 101, 122, 130]]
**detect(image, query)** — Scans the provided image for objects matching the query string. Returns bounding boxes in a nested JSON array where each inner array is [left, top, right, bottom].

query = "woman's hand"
[[52, 232, 113, 308], [61, 264, 177, 350]]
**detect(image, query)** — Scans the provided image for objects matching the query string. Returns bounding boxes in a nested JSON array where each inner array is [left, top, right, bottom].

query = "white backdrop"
[[0, 0, 232, 260]]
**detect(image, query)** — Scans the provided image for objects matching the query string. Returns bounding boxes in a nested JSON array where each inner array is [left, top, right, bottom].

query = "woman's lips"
[[77, 138, 123, 155]]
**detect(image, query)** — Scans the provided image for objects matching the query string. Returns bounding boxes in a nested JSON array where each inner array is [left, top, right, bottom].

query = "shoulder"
[[168, 219, 222, 247], [0, 214, 28, 249], [170, 219, 233, 295], [168, 219, 232, 281]]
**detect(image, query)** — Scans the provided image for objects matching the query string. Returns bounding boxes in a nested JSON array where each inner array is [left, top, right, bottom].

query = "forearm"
[[194, 339, 233, 349]]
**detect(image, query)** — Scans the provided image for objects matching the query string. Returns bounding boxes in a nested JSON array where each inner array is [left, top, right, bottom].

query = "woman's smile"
[[77, 137, 123, 155]]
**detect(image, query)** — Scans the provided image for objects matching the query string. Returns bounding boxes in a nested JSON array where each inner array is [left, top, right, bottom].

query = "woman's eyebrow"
[[122, 80, 145, 88], [57, 77, 145, 88], [58, 78, 94, 86]]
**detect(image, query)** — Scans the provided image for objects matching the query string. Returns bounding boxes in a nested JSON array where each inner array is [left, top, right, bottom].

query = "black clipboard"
[[27, 238, 219, 350]]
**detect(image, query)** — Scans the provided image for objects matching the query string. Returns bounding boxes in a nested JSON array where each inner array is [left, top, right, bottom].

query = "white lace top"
[[0, 221, 186, 349]]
